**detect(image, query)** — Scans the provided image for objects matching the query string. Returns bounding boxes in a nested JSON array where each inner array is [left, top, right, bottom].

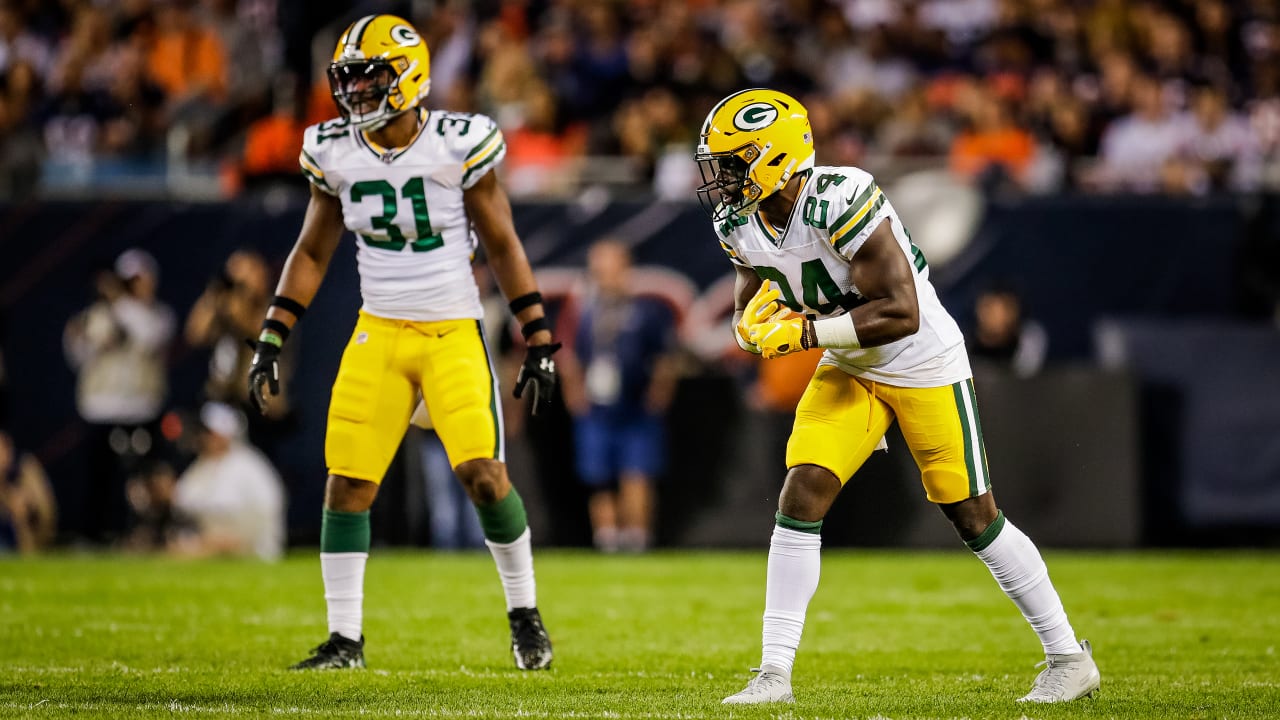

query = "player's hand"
[[736, 283, 788, 353], [749, 316, 807, 359], [514, 342, 562, 415], [246, 339, 281, 415]]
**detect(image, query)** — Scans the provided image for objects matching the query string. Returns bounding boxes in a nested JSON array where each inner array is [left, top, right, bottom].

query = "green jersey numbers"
[[801, 174, 847, 229], [349, 177, 444, 253], [814, 172, 846, 194], [802, 197, 829, 229], [756, 260, 861, 316], [436, 116, 472, 137], [315, 118, 350, 145]]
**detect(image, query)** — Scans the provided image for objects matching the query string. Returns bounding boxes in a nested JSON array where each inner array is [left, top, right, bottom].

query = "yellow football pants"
[[786, 365, 990, 504], [326, 311, 502, 483]]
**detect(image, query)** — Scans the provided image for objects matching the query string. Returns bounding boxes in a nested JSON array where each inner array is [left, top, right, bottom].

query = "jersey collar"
[[358, 107, 430, 164], [752, 170, 810, 249]]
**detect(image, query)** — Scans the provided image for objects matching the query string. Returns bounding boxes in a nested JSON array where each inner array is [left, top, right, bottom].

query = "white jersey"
[[716, 165, 970, 388], [300, 108, 507, 321]]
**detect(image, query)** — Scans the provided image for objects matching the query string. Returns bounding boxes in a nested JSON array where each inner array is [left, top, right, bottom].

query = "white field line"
[[0, 703, 734, 719]]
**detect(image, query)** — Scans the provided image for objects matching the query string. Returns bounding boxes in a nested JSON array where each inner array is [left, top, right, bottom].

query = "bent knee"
[[455, 459, 510, 505], [779, 464, 841, 522], [325, 474, 379, 512]]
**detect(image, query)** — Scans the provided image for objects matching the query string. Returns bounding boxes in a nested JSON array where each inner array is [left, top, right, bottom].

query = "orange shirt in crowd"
[[505, 124, 588, 172], [242, 114, 305, 177], [147, 29, 227, 101], [949, 128, 1036, 180]]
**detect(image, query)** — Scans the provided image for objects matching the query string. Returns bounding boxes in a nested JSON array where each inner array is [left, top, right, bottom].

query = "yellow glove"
[[749, 316, 808, 359], [736, 283, 786, 353]]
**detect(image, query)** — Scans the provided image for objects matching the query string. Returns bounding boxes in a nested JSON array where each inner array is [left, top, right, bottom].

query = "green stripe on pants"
[[952, 381, 979, 497], [966, 379, 990, 492]]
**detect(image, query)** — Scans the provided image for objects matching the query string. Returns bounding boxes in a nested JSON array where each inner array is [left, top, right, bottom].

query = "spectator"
[[185, 248, 294, 459], [124, 459, 191, 552], [563, 240, 678, 553], [171, 402, 284, 561], [0, 58, 40, 199], [1178, 82, 1263, 192], [503, 81, 586, 197], [186, 249, 276, 407], [238, 77, 306, 186], [967, 281, 1048, 378], [0, 429, 56, 553], [0, 4, 52, 77], [63, 249, 175, 543], [1098, 73, 1183, 192], [950, 92, 1037, 185], [146, 0, 228, 153]]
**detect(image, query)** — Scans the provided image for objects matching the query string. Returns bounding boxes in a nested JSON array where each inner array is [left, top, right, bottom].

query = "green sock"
[[475, 487, 529, 544], [321, 508, 371, 553], [775, 511, 823, 534]]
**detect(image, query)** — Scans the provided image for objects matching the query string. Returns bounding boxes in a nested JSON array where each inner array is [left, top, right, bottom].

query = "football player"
[[697, 89, 1101, 704], [248, 15, 556, 671]]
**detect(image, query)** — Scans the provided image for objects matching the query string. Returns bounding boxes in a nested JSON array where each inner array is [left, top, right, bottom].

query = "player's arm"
[[748, 222, 919, 358], [830, 221, 920, 348], [247, 183, 345, 413], [463, 169, 561, 413]]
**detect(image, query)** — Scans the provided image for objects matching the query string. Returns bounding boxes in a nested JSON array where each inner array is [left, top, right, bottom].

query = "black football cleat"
[[508, 607, 553, 670], [289, 632, 366, 670]]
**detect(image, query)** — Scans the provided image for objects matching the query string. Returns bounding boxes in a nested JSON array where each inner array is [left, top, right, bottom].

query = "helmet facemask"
[[328, 59, 407, 130], [696, 145, 765, 222]]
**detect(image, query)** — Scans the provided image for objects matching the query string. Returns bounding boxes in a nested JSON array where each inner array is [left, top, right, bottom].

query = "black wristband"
[[520, 316, 551, 340], [508, 291, 543, 316], [271, 295, 308, 318], [261, 318, 291, 344]]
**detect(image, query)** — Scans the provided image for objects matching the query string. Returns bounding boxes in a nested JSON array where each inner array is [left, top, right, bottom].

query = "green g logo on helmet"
[[733, 102, 779, 131], [390, 25, 420, 46]]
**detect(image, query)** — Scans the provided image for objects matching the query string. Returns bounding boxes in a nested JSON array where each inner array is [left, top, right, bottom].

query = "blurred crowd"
[[2, 0, 1279, 199]]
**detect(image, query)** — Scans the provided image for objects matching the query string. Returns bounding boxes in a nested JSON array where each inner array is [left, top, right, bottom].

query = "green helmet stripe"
[[346, 15, 376, 53]]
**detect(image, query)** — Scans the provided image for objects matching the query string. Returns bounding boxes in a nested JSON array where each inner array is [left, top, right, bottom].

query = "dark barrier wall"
[[0, 194, 1273, 546]]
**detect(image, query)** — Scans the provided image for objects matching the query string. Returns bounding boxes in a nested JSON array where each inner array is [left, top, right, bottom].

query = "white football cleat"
[[721, 665, 795, 705], [1018, 639, 1101, 703]]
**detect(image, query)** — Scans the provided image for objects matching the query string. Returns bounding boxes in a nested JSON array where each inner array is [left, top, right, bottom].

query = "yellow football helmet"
[[695, 88, 815, 221], [329, 15, 431, 130]]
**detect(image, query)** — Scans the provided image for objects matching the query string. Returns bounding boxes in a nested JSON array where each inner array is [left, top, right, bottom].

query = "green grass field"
[[2, 550, 1278, 719]]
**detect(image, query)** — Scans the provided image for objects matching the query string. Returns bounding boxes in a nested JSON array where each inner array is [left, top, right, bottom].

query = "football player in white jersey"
[[247, 15, 555, 671], [697, 89, 1100, 705]]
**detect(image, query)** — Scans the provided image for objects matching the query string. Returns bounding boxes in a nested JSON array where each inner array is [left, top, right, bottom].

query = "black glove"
[[513, 342, 562, 416], [246, 339, 281, 415]]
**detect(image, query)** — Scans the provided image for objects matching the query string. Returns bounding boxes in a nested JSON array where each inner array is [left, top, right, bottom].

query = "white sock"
[[593, 526, 619, 553], [321, 552, 367, 642], [486, 527, 537, 610], [618, 527, 650, 553], [971, 513, 1079, 655], [761, 524, 822, 675]]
